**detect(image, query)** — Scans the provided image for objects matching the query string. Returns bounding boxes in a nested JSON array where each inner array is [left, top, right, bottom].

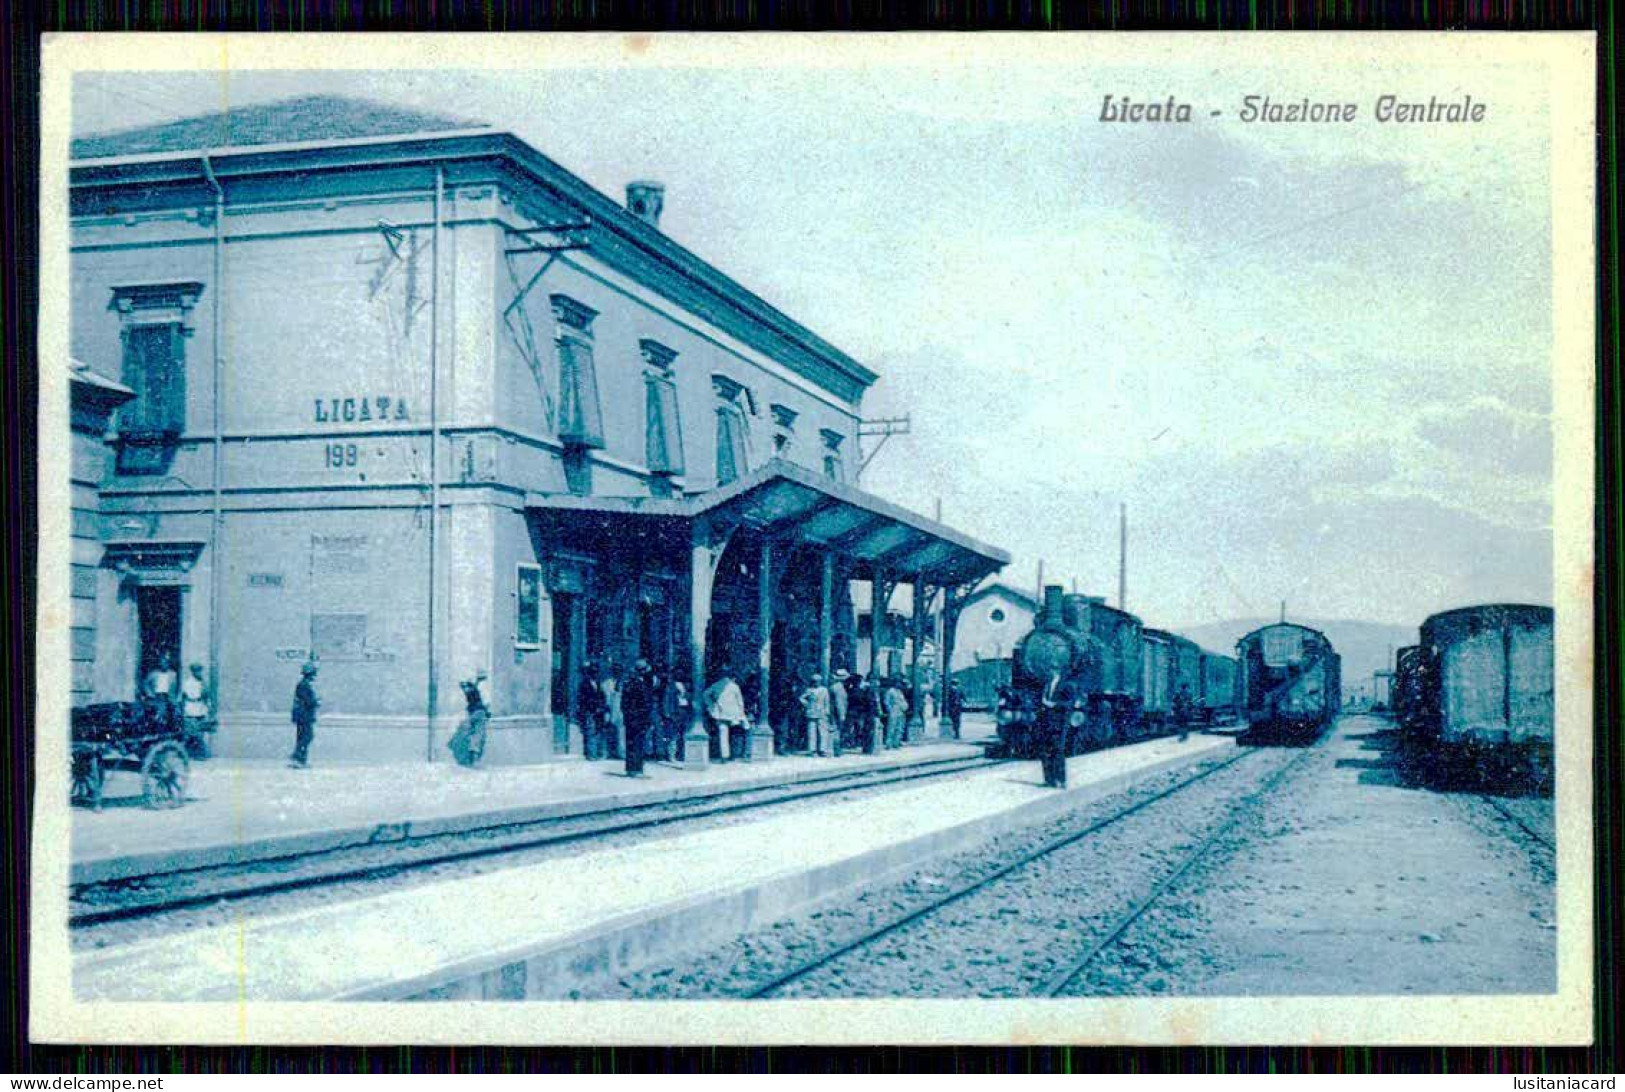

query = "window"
[[516, 564, 543, 648], [819, 428, 847, 483], [713, 375, 753, 485], [110, 283, 202, 475], [552, 294, 604, 451], [989, 607, 1007, 625], [770, 404, 798, 459], [641, 339, 684, 480]]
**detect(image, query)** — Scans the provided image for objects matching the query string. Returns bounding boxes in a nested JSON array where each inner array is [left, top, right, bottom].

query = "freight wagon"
[[1412, 604, 1553, 779], [1391, 644, 1424, 732], [1236, 622, 1341, 743], [1199, 652, 1238, 724]]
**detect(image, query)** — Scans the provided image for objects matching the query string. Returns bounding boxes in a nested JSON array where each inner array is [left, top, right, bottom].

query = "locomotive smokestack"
[[1043, 584, 1064, 618]]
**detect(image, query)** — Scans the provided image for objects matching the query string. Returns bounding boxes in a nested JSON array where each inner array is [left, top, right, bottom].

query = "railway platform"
[[71, 716, 998, 885], [72, 732, 1235, 1004]]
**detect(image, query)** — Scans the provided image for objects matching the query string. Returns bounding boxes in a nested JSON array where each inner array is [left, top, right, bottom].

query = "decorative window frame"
[[819, 428, 847, 482], [712, 374, 755, 485], [641, 339, 685, 481], [551, 293, 605, 456]]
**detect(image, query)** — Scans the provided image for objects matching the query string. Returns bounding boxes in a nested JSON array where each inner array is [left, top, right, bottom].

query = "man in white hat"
[[830, 668, 850, 755]]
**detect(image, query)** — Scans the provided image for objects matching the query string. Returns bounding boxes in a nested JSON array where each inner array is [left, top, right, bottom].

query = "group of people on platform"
[[277, 658, 968, 777], [571, 661, 969, 777]]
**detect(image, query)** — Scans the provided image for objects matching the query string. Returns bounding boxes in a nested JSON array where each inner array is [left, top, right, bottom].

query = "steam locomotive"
[[993, 585, 1238, 760]]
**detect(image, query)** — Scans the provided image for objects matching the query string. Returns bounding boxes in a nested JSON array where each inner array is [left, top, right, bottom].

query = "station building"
[[68, 95, 1008, 763]]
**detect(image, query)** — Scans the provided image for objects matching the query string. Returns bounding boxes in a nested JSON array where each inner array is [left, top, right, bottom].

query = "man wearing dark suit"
[[289, 661, 320, 768], [620, 658, 657, 778]]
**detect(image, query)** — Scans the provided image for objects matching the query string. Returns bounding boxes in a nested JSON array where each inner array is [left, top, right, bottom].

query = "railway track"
[[70, 752, 1004, 930], [740, 744, 1279, 999], [1040, 744, 1316, 996]]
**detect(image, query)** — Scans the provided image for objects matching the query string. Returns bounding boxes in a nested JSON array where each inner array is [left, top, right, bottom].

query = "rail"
[[741, 747, 1260, 998]]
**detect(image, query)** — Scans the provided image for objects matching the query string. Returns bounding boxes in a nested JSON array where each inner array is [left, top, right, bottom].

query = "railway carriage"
[[1236, 622, 1341, 743]]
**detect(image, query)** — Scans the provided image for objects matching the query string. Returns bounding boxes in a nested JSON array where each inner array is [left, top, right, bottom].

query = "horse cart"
[[71, 700, 191, 811]]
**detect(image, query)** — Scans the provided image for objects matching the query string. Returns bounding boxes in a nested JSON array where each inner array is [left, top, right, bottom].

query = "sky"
[[70, 46, 1558, 629]]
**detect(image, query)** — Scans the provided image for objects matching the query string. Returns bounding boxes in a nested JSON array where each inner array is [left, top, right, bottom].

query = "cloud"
[[1413, 397, 1552, 478]]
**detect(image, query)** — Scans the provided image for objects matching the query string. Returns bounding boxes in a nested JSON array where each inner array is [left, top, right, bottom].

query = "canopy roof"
[[526, 459, 1009, 587]]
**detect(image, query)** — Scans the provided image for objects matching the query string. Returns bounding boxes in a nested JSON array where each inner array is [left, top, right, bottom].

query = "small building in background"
[[949, 583, 1036, 672]]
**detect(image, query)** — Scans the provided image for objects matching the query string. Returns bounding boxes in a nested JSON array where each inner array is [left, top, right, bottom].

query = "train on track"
[[992, 585, 1240, 759], [1235, 622, 1342, 744], [1391, 603, 1554, 784]]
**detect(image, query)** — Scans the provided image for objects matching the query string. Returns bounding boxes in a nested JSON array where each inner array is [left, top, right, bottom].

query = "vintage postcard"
[[32, 32, 1594, 1045]]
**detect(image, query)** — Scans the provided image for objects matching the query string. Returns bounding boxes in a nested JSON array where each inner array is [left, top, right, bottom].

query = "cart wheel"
[[141, 741, 190, 809], [71, 750, 105, 811]]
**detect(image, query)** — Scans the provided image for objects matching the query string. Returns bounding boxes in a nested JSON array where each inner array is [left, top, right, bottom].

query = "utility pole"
[[1118, 503, 1127, 611]]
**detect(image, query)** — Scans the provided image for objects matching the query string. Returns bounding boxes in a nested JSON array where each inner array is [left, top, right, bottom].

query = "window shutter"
[[556, 337, 605, 449], [716, 407, 743, 485], [158, 323, 186, 433], [120, 323, 185, 436], [646, 374, 685, 476]]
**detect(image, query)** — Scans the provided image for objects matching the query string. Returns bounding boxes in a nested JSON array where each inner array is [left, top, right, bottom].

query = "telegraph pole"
[[1118, 503, 1127, 611]]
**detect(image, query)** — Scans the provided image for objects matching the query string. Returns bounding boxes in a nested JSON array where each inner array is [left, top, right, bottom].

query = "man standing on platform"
[[1037, 671, 1077, 789], [620, 658, 656, 778], [883, 677, 909, 749], [704, 671, 746, 761], [661, 674, 691, 762], [945, 679, 966, 740], [289, 660, 320, 769], [800, 671, 832, 756], [830, 668, 850, 755], [579, 662, 607, 760]]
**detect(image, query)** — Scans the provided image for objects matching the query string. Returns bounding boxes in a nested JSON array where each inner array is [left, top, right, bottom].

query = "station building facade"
[[68, 96, 1007, 763]]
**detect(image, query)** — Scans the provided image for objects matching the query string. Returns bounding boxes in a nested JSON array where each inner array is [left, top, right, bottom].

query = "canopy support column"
[[871, 567, 894, 679], [751, 539, 776, 761], [819, 553, 835, 684], [685, 520, 715, 769], [566, 593, 587, 755], [937, 584, 963, 739], [908, 576, 929, 742]]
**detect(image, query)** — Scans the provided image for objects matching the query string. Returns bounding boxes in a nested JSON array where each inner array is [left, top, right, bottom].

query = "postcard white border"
[[32, 30, 1596, 1046]]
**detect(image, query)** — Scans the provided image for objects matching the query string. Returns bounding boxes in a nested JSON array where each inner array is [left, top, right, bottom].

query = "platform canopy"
[[526, 458, 1009, 586]]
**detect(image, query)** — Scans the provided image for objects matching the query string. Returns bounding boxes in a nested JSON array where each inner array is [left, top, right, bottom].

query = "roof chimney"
[[626, 181, 665, 228]]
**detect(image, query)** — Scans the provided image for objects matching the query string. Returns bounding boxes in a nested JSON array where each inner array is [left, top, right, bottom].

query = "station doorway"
[[136, 584, 182, 687]]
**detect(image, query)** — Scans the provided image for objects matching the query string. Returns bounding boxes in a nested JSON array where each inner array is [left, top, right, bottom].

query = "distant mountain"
[[1172, 617, 1418, 699]]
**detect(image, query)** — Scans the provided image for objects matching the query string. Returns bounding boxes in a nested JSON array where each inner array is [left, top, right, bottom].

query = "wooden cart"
[[71, 701, 191, 811]]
